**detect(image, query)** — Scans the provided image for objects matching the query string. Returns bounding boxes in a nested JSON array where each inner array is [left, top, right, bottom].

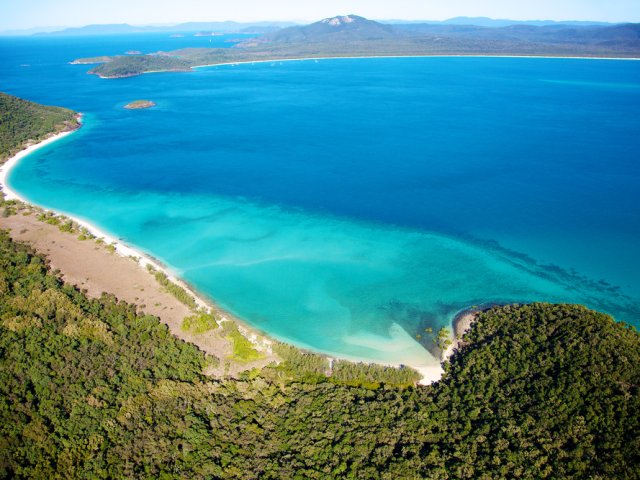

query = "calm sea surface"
[[1, 34, 639, 367]]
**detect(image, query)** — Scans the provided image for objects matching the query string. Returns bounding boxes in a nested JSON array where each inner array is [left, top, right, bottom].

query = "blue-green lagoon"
[[2, 35, 639, 369]]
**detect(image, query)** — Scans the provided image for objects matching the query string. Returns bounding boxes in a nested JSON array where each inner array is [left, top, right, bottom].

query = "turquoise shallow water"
[[1, 35, 639, 367]]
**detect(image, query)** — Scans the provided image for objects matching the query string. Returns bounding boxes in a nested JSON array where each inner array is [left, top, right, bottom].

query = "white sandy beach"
[[0, 123, 282, 375]]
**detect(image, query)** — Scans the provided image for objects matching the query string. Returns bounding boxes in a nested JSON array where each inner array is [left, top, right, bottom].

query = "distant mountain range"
[[0, 26, 67, 36], [255, 15, 640, 51], [0, 15, 624, 37], [385, 16, 613, 27], [23, 21, 297, 36]]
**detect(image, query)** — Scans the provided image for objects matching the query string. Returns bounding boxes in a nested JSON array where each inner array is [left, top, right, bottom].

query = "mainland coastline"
[[244, 16, 640, 61], [74, 16, 640, 78]]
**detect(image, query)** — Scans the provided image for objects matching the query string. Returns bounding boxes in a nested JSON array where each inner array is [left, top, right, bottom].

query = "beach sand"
[[415, 365, 446, 385], [192, 53, 640, 73], [412, 310, 480, 384], [453, 311, 477, 339]]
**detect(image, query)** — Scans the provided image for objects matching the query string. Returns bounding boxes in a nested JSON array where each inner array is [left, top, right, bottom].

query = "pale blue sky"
[[2, 0, 639, 30]]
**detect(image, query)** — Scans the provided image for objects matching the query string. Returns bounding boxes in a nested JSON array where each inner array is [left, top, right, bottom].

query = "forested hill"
[[0, 228, 637, 478], [0, 92, 79, 162]]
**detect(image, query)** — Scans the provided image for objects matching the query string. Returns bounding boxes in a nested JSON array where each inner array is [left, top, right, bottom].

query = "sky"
[[1, 0, 640, 31]]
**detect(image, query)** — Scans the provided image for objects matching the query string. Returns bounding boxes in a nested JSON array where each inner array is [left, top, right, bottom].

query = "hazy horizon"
[[2, 0, 640, 32]]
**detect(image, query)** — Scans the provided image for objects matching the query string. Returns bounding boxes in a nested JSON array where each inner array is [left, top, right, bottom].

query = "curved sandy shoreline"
[[439, 308, 481, 363], [0, 115, 455, 385]]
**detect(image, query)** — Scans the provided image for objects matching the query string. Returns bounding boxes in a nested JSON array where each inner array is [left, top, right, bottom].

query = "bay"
[[2, 35, 639, 367]]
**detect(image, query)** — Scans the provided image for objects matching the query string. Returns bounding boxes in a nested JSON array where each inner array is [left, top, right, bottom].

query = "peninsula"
[[72, 15, 640, 78], [0, 219, 637, 478]]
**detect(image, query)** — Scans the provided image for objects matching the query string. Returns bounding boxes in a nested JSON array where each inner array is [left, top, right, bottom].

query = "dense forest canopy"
[[0, 230, 637, 478]]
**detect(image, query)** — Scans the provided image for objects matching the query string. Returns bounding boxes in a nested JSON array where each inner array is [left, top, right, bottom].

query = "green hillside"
[[0, 92, 79, 162]]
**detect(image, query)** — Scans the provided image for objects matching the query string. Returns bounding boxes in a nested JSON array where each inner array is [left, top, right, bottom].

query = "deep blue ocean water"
[[1, 34, 639, 368]]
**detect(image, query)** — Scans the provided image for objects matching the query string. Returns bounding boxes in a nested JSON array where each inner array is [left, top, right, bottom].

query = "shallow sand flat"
[[0, 213, 277, 376]]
